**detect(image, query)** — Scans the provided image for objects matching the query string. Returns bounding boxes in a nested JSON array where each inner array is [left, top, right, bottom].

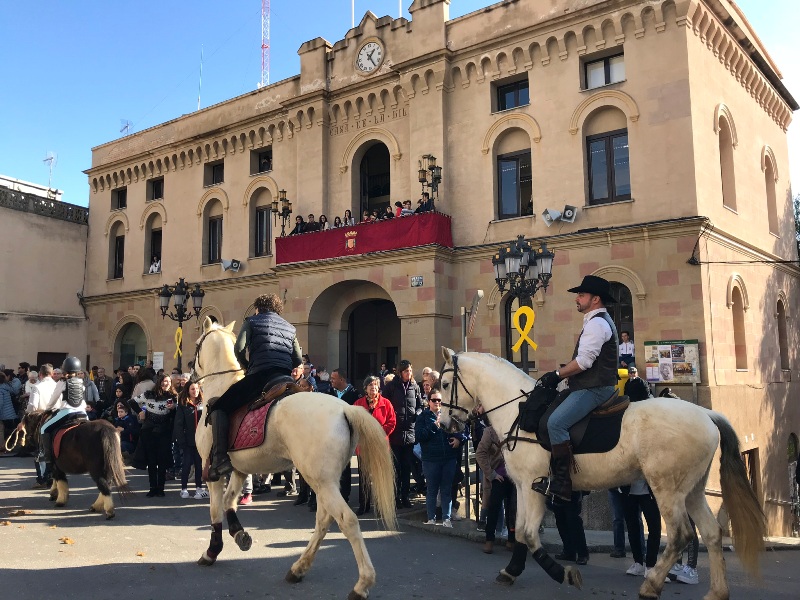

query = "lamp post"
[[418, 154, 443, 209], [493, 235, 555, 374], [271, 189, 293, 237], [159, 278, 205, 372]]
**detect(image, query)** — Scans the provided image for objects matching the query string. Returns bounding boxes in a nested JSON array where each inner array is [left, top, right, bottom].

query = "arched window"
[[765, 157, 778, 234], [503, 294, 534, 373], [718, 116, 737, 211], [608, 282, 634, 341], [108, 221, 125, 279], [584, 107, 631, 205], [495, 128, 532, 219], [202, 198, 224, 264], [731, 286, 747, 369], [777, 299, 789, 371], [249, 187, 273, 257], [144, 212, 163, 274]]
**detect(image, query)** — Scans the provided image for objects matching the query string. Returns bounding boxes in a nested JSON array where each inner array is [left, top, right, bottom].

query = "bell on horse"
[[439, 347, 765, 600]]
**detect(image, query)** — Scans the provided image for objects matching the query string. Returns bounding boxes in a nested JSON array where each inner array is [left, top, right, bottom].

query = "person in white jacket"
[[26, 364, 57, 414]]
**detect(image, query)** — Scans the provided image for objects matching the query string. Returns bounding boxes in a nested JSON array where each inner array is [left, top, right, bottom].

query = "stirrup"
[[207, 459, 233, 482], [531, 476, 551, 497]]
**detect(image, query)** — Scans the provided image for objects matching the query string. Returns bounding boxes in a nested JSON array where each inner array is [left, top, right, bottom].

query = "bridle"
[[189, 327, 244, 385], [441, 352, 539, 451]]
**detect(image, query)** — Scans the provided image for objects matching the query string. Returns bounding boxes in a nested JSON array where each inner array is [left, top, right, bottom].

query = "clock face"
[[356, 40, 384, 74]]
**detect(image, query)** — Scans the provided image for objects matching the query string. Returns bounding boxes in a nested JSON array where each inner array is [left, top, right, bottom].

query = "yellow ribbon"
[[512, 306, 538, 352], [174, 326, 183, 360]]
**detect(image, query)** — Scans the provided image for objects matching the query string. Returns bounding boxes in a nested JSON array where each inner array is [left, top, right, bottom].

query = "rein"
[[189, 327, 244, 385], [439, 354, 474, 418], [4, 428, 25, 452]]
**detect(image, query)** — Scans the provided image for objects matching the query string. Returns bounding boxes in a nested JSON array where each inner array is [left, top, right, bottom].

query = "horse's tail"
[[343, 404, 398, 532], [709, 410, 765, 575], [102, 427, 133, 498]]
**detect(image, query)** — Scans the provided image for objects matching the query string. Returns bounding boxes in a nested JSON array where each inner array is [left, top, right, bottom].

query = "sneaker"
[[676, 566, 698, 585], [423, 519, 437, 525], [442, 519, 453, 528], [194, 488, 209, 499], [626, 562, 646, 577], [239, 493, 253, 505], [180, 489, 190, 499], [476, 522, 486, 532], [668, 563, 683, 581], [500, 527, 508, 540]]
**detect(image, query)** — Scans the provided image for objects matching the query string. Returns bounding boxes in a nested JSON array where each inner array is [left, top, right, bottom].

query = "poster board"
[[643, 339, 700, 384], [152, 352, 164, 371]]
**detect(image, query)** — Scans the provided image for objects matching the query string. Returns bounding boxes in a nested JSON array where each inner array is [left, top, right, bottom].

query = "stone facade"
[[83, 0, 799, 535]]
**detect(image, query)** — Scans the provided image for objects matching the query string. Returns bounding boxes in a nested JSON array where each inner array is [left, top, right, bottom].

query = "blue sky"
[[0, 1, 796, 207]]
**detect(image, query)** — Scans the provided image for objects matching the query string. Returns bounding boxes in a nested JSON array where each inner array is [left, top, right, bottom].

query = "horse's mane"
[[464, 351, 536, 386]]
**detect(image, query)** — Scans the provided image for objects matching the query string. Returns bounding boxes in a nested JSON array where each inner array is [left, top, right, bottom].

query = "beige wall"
[[82, 0, 799, 534], [0, 194, 88, 368]]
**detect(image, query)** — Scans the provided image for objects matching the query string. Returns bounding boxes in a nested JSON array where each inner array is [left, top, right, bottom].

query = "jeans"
[[486, 477, 516, 543], [391, 444, 414, 500], [548, 386, 616, 445], [609, 488, 645, 552], [549, 492, 588, 559], [624, 492, 662, 568], [422, 458, 457, 521], [181, 445, 203, 489]]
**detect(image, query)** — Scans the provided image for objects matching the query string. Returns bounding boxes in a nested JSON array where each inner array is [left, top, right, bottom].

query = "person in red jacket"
[[354, 375, 396, 515]]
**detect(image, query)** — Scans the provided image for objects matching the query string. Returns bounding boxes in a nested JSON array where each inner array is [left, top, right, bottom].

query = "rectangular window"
[[587, 129, 630, 205], [150, 229, 162, 267], [148, 178, 164, 201], [497, 150, 533, 220], [255, 207, 270, 257], [113, 235, 125, 279], [496, 79, 530, 111], [207, 217, 223, 264], [111, 187, 127, 210], [250, 148, 273, 175], [584, 53, 625, 90], [204, 161, 225, 186]]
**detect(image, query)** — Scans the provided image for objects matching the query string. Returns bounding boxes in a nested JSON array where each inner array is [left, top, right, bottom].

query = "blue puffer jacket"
[[0, 383, 16, 421], [414, 409, 468, 463]]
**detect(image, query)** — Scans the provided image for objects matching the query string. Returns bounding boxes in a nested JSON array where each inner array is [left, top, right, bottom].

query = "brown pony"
[[19, 411, 132, 519]]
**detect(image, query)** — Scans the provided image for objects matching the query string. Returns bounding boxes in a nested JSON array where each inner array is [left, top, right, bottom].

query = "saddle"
[[537, 389, 629, 454], [52, 414, 88, 459], [228, 376, 301, 452]]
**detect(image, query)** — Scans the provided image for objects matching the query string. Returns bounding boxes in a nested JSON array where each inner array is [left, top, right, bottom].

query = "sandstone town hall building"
[[83, 0, 800, 535]]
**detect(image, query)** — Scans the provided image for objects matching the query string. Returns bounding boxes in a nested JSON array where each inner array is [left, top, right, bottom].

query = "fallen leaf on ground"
[[1, 521, 10, 526], [8, 510, 32, 517], [136, 551, 145, 557], [18, 525, 26, 529], [59, 537, 75, 545], [49, 525, 57, 529]]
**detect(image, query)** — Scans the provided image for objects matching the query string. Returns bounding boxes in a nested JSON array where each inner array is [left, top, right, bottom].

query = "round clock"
[[355, 39, 384, 75]]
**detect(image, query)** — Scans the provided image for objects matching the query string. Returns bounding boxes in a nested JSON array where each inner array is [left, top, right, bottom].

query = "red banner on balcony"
[[276, 212, 453, 264]]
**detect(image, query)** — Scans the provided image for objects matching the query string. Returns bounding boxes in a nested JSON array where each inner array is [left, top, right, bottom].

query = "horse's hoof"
[[564, 566, 583, 590], [285, 569, 303, 583], [234, 530, 252, 551], [105, 512, 115, 520], [347, 591, 367, 600], [197, 555, 216, 567], [49, 496, 56, 502], [55, 502, 65, 508], [89, 505, 99, 512], [495, 570, 516, 586]]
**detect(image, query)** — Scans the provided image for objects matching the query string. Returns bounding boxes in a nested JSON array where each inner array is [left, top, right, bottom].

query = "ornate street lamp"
[[271, 189, 293, 237], [418, 154, 443, 209], [159, 278, 205, 372], [493, 235, 555, 373]]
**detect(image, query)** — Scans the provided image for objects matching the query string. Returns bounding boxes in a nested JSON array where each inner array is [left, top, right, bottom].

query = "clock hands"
[[367, 49, 377, 66]]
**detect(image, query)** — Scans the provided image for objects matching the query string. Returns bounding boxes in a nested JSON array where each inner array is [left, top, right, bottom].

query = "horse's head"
[[18, 410, 48, 447], [189, 317, 241, 397], [438, 346, 477, 417]]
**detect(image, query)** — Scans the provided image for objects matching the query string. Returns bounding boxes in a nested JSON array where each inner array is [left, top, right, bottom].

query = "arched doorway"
[[359, 143, 390, 218], [347, 299, 401, 383], [115, 322, 148, 369], [608, 281, 634, 340]]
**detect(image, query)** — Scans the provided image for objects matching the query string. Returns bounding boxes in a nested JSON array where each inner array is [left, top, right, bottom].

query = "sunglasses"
[[429, 398, 442, 402]]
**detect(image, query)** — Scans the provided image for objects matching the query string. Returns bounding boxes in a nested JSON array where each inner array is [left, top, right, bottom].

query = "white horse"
[[190, 319, 397, 600], [439, 348, 765, 600]]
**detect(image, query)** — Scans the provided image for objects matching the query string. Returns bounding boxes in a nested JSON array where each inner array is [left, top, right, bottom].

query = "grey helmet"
[[62, 356, 82, 374]]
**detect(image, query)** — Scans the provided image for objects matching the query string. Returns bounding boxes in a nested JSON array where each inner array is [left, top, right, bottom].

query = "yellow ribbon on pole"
[[174, 326, 183, 360], [512, 306, 537, 352]]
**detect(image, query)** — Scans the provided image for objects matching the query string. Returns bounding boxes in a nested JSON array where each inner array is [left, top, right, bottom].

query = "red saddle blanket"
[[229, 400, 276, 452], [54, 425, 80, 459]]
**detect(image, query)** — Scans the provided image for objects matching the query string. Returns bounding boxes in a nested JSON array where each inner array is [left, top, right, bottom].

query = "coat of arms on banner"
[[345, 230, 357, 250]]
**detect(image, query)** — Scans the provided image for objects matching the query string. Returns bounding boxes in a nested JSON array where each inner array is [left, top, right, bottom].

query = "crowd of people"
[[288, 193, 436, 235]]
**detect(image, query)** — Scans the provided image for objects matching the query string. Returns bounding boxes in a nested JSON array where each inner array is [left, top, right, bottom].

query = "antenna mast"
[[260, 0, 271, 88], [43, 151, 57, 190]]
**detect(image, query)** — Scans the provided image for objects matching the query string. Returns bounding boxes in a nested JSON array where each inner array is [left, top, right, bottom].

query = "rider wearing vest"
[[533, 275, 618, 502], [40, 356, 87, 464], [207, 293, 302, 482]]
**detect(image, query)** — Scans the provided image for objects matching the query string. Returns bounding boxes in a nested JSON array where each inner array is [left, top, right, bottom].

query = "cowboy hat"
[[567, 275, 615, 304]]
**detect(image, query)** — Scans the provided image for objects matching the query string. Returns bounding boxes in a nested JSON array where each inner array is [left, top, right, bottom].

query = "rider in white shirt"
[[39, 357, 87, 464]]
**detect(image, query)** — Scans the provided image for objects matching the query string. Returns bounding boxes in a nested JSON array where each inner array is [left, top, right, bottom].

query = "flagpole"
[[352, 0, 355, 28], [197, 45, 204, 111]]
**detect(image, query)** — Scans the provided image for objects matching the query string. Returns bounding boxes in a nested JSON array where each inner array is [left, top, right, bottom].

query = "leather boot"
[[531, 442, 574, 502], [39, 432, 53, 464], [207, 410, 233, 482], [293, 477, 309, 505]]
